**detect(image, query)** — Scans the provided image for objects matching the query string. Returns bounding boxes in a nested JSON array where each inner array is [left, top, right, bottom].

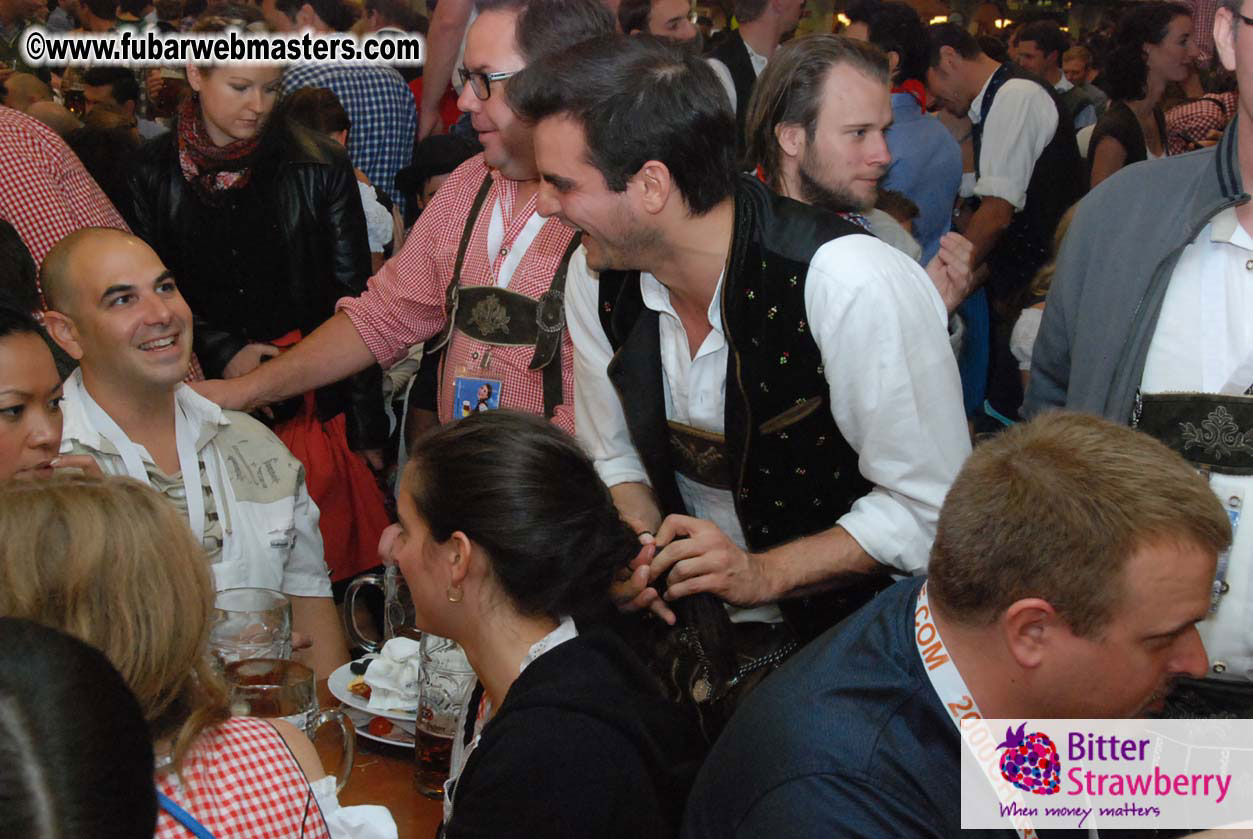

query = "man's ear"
[[41, 311, 85, 361], [635, 160, 674, 215], [1215, 7, 1238, 73], [1001, 597, 1064, 670], [939, 44, 959, 71], [774, 121, 806, 160]]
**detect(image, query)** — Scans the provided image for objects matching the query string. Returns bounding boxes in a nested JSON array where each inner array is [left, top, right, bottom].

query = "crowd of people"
[[3, 0, 1253, 835]]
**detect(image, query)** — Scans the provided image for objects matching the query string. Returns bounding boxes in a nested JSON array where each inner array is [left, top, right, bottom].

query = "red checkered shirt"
[[0, 105, 128, 271], [1166, 92, 1237, 156], [338, 154, 578, 433], [155, 716, 331, 839]]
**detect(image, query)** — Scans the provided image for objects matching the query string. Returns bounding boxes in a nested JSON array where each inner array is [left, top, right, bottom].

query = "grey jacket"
[[1024, 121, 1250, 421]]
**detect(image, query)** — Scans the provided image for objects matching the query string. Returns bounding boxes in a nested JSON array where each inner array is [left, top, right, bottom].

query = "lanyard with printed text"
[[915, 583, 1043, 839]]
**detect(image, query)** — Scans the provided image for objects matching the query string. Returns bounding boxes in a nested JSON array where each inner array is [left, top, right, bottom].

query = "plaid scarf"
[[176, 95, 262, 203]]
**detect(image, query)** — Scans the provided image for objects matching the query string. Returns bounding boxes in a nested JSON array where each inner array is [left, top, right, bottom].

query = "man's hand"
[[925, 232, 975, 314], [223, 342, 280, 379], [650, 515, 773, 607], [610, 530, 677, 625]]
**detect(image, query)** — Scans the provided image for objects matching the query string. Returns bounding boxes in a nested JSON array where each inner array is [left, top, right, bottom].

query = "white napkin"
[[362, 637, 422, 712], [310, 775, 399, 839]]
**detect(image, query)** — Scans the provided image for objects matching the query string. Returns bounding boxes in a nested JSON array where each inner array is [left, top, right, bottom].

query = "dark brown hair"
[[402, 411, 638, 623]]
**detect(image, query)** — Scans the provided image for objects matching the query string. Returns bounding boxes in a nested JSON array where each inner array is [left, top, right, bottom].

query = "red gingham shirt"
[[155, 716, 331, 839], [0, 105, 128, 270], [338, 154, 578, 433], [1166, 92, 1237, 156]]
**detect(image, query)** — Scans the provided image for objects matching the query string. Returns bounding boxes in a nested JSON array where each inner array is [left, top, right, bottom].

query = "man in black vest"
[[511, 36, 970, 696], [706, 0, 804, 165], [924, 23, 1084, 425], [1013, 20, 1101, 130]]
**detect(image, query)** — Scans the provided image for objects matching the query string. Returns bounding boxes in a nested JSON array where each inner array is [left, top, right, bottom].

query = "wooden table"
[[316, 680, 444, 839]]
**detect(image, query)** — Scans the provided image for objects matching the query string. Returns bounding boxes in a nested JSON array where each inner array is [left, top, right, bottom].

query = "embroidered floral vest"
[[598, 176, 884, 639]]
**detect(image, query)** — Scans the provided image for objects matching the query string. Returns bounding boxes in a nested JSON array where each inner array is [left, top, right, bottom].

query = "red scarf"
[[176, 95, 262, 203], [892, 79, 928, 112]]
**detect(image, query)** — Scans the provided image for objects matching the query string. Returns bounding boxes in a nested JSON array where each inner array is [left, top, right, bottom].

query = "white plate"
[[343, 706, 415, 748], [326, 662, 418, 722]]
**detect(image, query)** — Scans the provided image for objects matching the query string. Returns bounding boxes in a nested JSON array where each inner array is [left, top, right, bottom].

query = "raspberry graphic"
[[997, 722, 1061, 795]]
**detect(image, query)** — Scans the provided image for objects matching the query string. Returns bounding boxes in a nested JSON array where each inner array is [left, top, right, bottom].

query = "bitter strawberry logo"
[[997, 722, 1061, 795]]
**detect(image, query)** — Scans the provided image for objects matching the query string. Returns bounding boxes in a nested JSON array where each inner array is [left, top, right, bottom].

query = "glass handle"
[[311, 708, 356, 795], [342, 574, 383, 653]]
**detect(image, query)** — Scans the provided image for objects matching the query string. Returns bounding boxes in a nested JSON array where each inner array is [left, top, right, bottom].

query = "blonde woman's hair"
[[0, 474, 229, 769]]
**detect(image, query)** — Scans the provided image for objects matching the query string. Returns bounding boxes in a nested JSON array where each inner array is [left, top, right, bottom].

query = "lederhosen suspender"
[[427, 175, 582, 418]]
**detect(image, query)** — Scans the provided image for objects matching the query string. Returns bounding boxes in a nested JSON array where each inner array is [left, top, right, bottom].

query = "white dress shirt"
[[565, 234, 971, 599], [1142, 207, 1253, 682], [706, 38, 768, 111], [970, 72, 1059, 211]]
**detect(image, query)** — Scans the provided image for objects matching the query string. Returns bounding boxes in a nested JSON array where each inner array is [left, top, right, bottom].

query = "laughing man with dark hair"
[[511, 34, 969, 715]]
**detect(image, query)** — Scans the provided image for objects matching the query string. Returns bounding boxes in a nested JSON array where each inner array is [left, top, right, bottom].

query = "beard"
[[583, 216, 663, 272], [797, 150, 877, 214]]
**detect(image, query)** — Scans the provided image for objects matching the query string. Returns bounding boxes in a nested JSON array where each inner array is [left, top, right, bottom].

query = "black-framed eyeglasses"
[[458, 67, 518, 100], [1238, 10, 1253, 25]]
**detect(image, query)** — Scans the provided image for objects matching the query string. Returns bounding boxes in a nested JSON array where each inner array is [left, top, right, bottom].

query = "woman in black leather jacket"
[[127, 62, 391, 586]]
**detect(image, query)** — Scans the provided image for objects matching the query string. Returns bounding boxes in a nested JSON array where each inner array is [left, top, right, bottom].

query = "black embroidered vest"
[[597, 176, 878, 639], [707, 30, 757, 168], [973, 62, 1085, 305]]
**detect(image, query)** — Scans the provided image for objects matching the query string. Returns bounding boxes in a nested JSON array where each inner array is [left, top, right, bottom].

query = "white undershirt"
[[1141, 207, 1253, 681], [565, 235, 970, 614], [970, 72, 1059, 212]]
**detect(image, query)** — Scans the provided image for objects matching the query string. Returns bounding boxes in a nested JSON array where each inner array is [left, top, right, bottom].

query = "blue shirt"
[[281, 64, 416, 215], [682, 577, 970, 839], [883, 92, 963, 264]]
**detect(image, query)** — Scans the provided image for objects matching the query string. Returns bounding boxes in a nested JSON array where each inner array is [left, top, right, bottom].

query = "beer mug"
[[209, 588, 292, 669], [343, 563, 416, 653], [226, 658, 356, 794], [414, 634, 476, 799]]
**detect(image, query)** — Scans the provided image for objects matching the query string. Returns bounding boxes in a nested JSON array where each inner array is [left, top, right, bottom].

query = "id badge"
[[451, 347, 503, 420]]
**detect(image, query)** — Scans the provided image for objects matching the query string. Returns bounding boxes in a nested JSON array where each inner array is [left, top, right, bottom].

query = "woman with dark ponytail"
[[390, 410, 703, 839]]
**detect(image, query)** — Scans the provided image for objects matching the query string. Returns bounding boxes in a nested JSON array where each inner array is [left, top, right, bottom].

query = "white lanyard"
[[80, 387, 206, 540], [486, 196, 546, 289], [915, 583, 1047, 839]]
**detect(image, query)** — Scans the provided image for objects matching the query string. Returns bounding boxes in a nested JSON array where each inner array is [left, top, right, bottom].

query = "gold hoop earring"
[[446, 585, 463, 603]]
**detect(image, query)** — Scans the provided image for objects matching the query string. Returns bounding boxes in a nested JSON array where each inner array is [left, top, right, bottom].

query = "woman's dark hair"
[[0, 618, 157, 839], [402, 411, 638, 623], [0, 303, 43, 341], [510, 33, 737, 215], [280, 86, 351, 135], [0, 221, 43, 314], [1104, 1, 1192, 102], [866, 1, 930, 86]]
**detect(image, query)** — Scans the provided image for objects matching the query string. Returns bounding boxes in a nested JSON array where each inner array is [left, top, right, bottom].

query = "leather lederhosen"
[[427, 175, 581, 419]]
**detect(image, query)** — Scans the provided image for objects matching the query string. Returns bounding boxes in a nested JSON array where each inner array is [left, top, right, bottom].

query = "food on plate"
[[348, 674, 372, 701], [367, 716, 394, 737]]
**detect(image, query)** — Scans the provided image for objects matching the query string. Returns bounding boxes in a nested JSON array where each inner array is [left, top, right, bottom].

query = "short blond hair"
[[929, 412, 1230, 637], [0, 475, 228, 768]]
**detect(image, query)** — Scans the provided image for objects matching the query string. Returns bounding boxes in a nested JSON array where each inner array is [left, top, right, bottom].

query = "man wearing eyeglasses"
[[1026, 0, 1253, 719], [195, 0, 616, 435]]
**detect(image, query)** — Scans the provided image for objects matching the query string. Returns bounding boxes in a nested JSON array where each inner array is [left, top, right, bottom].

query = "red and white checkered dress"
[[337, 154, 579, 433], [155, 717, 331, 839]]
